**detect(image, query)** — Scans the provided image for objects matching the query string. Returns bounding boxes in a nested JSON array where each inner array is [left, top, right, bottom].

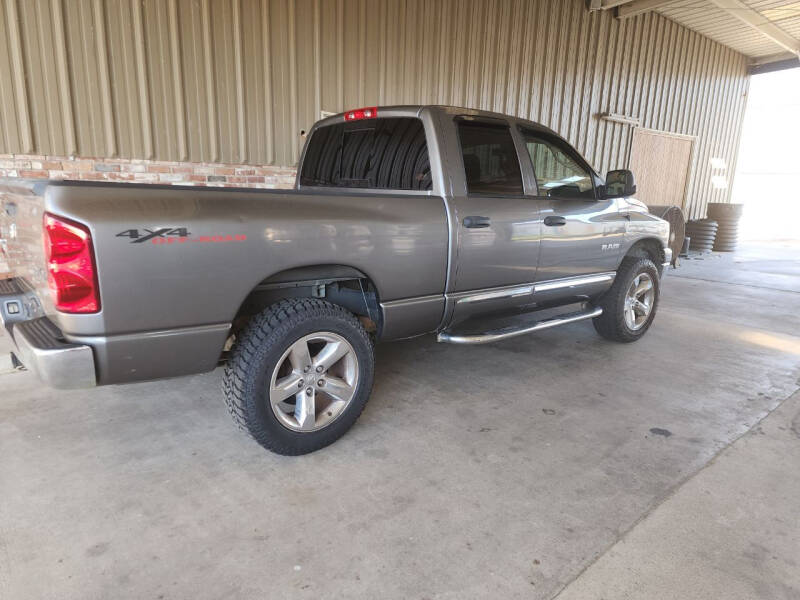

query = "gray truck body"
[[0, 105, 670, 388]]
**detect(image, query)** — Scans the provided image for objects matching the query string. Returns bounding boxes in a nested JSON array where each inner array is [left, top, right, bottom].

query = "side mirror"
[[601, 169, 636, 199]]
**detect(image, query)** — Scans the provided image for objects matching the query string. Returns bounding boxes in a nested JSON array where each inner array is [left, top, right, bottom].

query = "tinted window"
[[522, 131, 594, 199], [300, 117, 432, 190], [457, 121, 523, 196]]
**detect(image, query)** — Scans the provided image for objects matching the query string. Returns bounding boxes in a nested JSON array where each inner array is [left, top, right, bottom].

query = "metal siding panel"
[[18, 0, 62, 154], [105, 0, 142, 159], [51, 0, 76, 156], [143, 0, 179, 162], [0, 0, 751, 217], [178, 0, 209, 163], [0, 1, 24, 152], [64, 0, 102, 157]]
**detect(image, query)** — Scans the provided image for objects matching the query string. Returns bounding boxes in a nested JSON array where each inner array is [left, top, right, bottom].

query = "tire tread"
[[222, 298, 373, 455]]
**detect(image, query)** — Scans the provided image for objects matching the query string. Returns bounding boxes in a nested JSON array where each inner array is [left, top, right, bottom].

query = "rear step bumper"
[[9, 317, 97, 389], [437, 306, 602, 345], [1, 277, 96, 388]]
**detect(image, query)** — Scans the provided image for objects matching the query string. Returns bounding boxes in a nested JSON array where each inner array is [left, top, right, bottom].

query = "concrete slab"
[[555, 390, 800, 600], [1, 243, 799, 600]]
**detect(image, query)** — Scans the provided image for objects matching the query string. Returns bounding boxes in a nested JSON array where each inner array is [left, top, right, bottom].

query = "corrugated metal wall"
[[0, 0, 749, 217]]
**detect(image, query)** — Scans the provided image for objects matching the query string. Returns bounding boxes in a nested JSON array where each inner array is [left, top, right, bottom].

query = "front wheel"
[[593, 256, 660, 343], [222, 298, 374, 455]]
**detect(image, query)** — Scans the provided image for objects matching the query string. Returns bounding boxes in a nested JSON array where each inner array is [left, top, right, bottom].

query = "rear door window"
[[456, 121, 524, 196], [300, 117, 432, 191]]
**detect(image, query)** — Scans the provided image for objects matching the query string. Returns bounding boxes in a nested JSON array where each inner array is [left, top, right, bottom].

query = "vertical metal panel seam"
[[693, 41, 721, 216], [201, 0, 218, 161], [92, 0, 116, 156], [567, 3, 588, 147], [288, 0, 298, 160], [434, 0, 447, 105], [167, 0, 186, 160], [50, 0, 75, 155], [378, 0, 387, 104], [260, 0, 272, 163], [6, 0, 33, 152], [336, 0, 343, 111], [313, 0, 321, 119], [233, 0, 246, 161], [133, 0, 153, 158], [357, 0, 365, 103]]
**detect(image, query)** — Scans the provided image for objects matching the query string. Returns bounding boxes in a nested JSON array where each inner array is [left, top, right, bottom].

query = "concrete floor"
[[1, 241, 799, 600]]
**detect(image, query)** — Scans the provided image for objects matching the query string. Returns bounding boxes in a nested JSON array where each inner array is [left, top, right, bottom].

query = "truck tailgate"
[[0, 180, 51, 314]]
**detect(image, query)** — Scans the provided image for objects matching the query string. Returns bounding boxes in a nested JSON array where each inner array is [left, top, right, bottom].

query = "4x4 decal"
[[117, 228, 190, 243], [116, 228, 246, 244]]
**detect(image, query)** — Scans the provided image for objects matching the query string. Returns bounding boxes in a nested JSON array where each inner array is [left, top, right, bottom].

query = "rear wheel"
[[223, 298, 374, 455], [593, 256, 660, 343]]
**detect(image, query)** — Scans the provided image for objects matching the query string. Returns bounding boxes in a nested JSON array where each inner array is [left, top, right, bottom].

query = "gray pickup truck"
[[1, 105, 670, 454]]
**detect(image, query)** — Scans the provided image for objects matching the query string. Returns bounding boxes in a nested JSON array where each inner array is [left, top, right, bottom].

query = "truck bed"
[[1, 180, 449, 383]]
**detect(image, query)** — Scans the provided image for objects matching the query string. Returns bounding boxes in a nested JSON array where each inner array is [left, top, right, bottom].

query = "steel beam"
[[616, 0, 682, 19], [706, 0, 800, 58]]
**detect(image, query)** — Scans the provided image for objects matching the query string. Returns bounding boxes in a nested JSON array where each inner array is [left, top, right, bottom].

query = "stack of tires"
[[685, 219, 718, 253], [707, 203, 743, 252]]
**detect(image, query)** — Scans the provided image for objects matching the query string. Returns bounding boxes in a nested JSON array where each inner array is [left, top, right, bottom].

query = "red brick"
[[18, 170, 49, 179], [159, 173, 185, 183], [214, 167, 235, 176], [66, 160, 94, 172], [171, 166, 193, 174], [80, 172, 107, 180], [189, 175, 207, 183], [106, 173, 136, 181], [246, 176, 265, 183], [147, 165, 171, 173], [133, 173, 159, 182], [42, 160, 63, 170]]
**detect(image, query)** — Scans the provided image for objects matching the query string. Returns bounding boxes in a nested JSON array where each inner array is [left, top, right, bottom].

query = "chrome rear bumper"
[[9, 317, 96, 389]]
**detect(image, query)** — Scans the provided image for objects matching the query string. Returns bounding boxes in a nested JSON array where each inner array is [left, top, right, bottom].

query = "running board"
[[437, 306, 603, 345]]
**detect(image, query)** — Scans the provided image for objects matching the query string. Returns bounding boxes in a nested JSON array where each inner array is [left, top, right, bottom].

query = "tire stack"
[[707, 203, 743, 252], [685, 219, 718, 253]]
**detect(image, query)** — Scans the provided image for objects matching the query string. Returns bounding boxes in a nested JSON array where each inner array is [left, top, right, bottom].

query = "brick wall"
[[0, 154, 297, 189], [0, 154, 296, 278]]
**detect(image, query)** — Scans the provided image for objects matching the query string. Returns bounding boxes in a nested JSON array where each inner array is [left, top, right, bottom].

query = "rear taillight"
[[44, 213, 100, 313], [344, 106, 378, 121]]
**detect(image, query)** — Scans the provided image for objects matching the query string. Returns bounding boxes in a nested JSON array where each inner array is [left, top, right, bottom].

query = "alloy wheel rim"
[[269, 332, 359, 432], [624, 273, 655, 331]]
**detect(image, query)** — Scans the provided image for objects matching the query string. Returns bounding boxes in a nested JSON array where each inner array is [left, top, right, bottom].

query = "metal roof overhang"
[[588, 0, 800, 73]]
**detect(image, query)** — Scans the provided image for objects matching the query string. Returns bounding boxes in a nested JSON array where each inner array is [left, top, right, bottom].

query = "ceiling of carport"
[[592, 0, 800, 67]]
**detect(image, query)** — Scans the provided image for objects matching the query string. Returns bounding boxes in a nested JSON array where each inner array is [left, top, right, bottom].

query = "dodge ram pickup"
[[0, 105, 671, 454]]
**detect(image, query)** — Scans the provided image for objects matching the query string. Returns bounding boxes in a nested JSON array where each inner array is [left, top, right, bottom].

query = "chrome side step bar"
[[437, 306, 603, 345]]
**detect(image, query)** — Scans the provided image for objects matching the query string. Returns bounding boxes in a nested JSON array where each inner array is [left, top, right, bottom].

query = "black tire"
[[222, 298, 374, 455], [593, 256, 660, 343]]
